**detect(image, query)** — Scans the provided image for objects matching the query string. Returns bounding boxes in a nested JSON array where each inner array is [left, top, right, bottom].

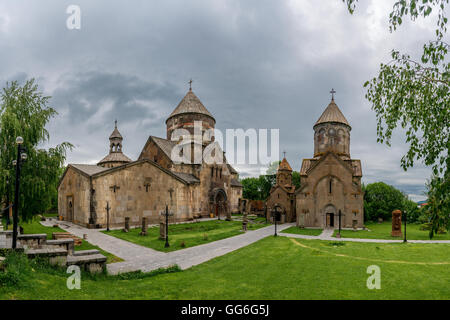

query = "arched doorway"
[[210, 188, 228, 220], [324, 204, 336, 228]]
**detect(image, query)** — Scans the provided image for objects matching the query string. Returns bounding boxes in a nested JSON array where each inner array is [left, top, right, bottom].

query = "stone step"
[[67, 253, 107, 274], [72, 249, 100, 256]]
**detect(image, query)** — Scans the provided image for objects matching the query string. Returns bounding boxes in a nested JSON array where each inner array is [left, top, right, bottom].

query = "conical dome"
[[278, 157, 292, 171], [314, 100, 350, 129], [166, 89, 215, 123]]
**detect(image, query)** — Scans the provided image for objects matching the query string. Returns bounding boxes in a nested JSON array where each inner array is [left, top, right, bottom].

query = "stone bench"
[[72, 249, 100, 257], [67, 254, 107, 274], [0, 230, 13, 239], [26, 247, 68, 266], [52, 232, 82, 246], [17, 234, 47, 249], [46, 239, 75, 255]]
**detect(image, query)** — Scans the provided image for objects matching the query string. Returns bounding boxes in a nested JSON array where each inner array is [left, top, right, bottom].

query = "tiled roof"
[[167, 90, 215, 122], [97, 152, 132, 165], [227, 164, 238, 174], [172, 172, 200, 184], [70, 164, 109, 176], [231, 178, 243, 187], [314, 100, 350, 128], [151, 136, 177, 160]]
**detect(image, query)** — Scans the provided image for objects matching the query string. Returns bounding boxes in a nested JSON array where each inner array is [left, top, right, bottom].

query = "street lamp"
[[337, 209, 342, 238], [12, 136, 27, 249], [272, 205, 281, 237]]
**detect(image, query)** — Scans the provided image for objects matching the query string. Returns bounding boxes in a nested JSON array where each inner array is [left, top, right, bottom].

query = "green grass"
[[281, 226, 323, 236], [333, 221, 450, 240], [103, 219, 269, 252], [5, 217, 122, 264], [0, 236, 449, 299]]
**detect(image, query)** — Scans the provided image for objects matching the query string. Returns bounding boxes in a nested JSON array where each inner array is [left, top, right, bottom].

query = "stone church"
[[58, 88, 243, 228], [295, 93, 364, 229], [265, 157, 296, 223]]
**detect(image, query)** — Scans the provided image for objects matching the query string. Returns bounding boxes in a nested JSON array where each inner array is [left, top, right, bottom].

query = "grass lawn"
[[281, 226, 323, 236], [103, 219, 269, 252], [0, 236, 449, 299], [5, 217, 122, 264], [333, 221, 450, 240]]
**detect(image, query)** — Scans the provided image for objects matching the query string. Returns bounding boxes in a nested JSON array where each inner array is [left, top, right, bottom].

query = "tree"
[[423, 175, 450, 238], [292, 171, 301, 190], [343, 0, 449, 232], [0, 79, 72, 221], [241, 177, 262, 200], [363, 182, 408, 221]]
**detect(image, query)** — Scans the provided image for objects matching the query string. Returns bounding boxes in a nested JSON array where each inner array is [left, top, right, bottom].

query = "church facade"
[[58, 88, 243, 228], [295, 95, 364, 229]]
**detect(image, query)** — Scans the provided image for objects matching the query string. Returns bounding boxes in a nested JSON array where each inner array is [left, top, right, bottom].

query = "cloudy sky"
[[0, 0, 437, 201]]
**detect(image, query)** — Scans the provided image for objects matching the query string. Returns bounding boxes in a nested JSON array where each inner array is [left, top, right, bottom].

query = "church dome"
[[166, 89, 215, 124], [314, 100, 351, 129], [278, 157, 292, 171]]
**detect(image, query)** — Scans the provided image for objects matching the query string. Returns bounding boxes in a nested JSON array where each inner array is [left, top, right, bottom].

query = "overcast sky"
[[0, 0, 437, 201]]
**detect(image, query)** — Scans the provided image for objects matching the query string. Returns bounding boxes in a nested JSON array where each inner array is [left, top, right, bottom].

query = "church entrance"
[[210, 188, 228, 220], [326, 213, 334, 227], [67, 196, 74, 222]]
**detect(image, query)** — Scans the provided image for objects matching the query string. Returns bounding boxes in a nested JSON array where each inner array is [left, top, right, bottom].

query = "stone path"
[[42, 218, 292, 274], [39, 219, 450, 275]]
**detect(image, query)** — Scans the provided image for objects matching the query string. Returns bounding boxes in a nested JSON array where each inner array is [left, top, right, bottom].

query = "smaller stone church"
[[296, 94, 364, 229]]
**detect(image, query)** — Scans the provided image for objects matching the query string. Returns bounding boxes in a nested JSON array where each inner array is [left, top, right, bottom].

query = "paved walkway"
[[42, 218, 293, 274], [39, 220, 450, 275]]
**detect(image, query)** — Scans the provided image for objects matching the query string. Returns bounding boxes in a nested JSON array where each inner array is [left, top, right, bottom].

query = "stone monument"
[[123, 217, 130, 233], [391, 210, 402, 237], [139, 217, 148, 236]]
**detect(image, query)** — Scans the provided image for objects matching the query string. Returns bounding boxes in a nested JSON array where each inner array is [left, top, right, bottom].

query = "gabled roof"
[[300, 151, 360, 177], [59, 159, 201, 189], [151, 136, 177, 160], [166, 90, 215, 123], [314, 100, 350, 128], [70, 164, 109, 176]]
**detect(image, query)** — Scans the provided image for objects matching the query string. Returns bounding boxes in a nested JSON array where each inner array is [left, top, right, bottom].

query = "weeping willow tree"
[[0, 79, 73, 221]]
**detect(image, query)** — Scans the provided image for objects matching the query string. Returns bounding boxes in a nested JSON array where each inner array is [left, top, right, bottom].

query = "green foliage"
[[115, 265, 181, 280], [423, 174, 450, 238], [241, 161, 300, 200], [343, 0, 449, 234], [363, 182, 410, 221], [292, 171, 301, 189], [0, 79, 73, 221]]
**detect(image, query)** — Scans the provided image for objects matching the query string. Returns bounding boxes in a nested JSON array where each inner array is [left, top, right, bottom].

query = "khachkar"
[[391, 210, 402, 237]]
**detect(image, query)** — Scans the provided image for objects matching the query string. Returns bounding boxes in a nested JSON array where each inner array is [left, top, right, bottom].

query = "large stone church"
[[295, 94, 364, 229], [58, 88, 243, 228]]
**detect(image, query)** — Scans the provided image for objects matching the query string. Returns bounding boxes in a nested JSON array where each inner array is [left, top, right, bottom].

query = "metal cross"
[[330, 88, 336, 101], [283, 150, 286, 159], [188, 79, 193, 91]]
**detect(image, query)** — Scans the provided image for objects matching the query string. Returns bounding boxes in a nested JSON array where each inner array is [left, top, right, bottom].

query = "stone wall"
[[57, 168, 91, 225], [296, 153, 363, 228]]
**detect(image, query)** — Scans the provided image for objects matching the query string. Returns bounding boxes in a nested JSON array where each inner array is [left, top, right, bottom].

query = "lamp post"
[[403, 210, 407, 243], [12, 136, 27, 249], [272, 205, 280, 237]]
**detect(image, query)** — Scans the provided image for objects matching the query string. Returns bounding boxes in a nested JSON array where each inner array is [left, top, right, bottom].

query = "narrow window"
[[211, 167, 214, 177], [329, 178, 332, 194]]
